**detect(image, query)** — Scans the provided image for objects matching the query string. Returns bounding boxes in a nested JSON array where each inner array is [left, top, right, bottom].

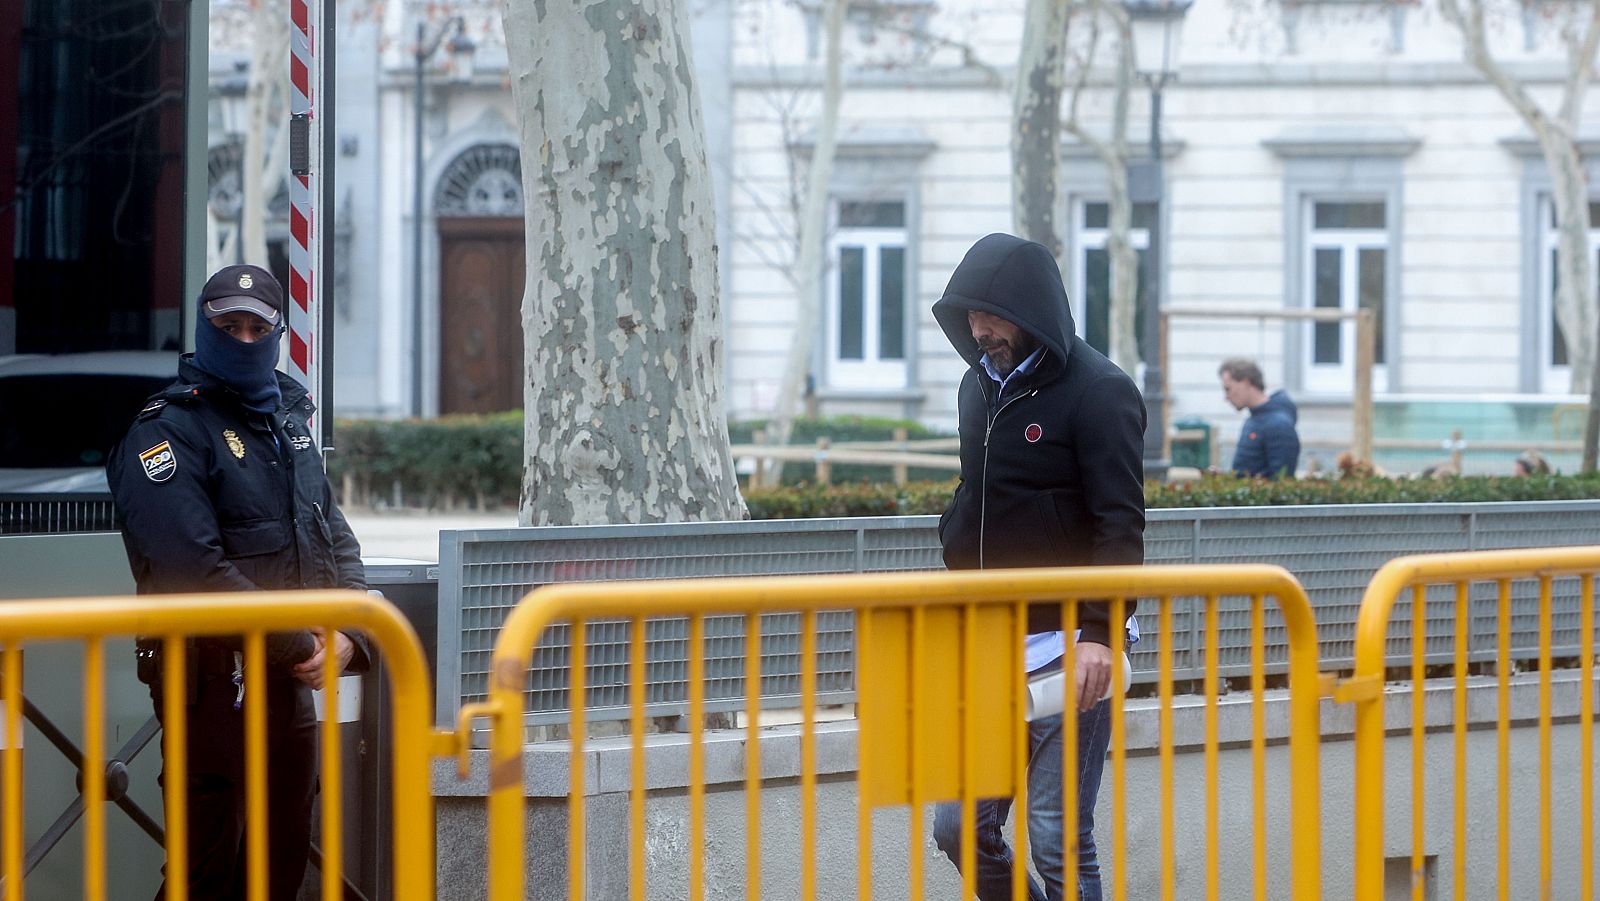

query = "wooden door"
[[438, 218, 525, 414]]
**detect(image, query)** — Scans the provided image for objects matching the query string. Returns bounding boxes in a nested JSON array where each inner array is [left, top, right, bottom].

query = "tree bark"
[[761, 0, 846, 487], [502, 0, 746, 524], [1013, 0, 1070, 257]]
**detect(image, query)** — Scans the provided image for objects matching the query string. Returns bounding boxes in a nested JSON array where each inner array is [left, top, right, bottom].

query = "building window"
[[826, 200, 908, 389], [1536, 198, 1600, 393], [1302, 199, 1388, 394], [1072, 199, 1153, 359]]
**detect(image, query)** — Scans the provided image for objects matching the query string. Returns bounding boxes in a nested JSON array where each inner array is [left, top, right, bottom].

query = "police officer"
[[108, 263, 370, 900]]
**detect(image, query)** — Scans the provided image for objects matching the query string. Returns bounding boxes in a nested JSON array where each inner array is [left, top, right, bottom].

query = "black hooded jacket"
[[932, 233, 1145, 646]]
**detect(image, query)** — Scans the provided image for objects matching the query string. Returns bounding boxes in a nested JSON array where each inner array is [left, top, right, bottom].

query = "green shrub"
[[330, 413, 521, 509], [1145, 472, 1600, 507], [743, 473, 1600, 519], [743, 480, 959, 519]]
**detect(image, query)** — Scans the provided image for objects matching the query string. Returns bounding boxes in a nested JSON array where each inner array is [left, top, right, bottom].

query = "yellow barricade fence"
[[0, 590, 435, 901], [1350, 546, 1600, 901], [467, 564, 1324, 901]]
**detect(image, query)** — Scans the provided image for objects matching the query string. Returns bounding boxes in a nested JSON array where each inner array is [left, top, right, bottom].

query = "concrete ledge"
[[433, 671, 1594, 797], [434, 720, 860, 797]]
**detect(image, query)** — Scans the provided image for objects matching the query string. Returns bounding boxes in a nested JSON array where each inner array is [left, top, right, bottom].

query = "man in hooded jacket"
[[930, 233, 1145, 901], [108, 263, 370, 900]]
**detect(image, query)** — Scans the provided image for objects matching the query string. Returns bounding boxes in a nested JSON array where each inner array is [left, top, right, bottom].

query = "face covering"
[[192, 315, 283, 415]]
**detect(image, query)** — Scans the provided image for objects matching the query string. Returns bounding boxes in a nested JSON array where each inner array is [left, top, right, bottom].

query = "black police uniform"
[[108, 356, 370, 900]]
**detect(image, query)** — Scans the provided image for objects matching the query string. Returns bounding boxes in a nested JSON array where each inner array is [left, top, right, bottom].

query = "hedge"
[[742, 473, 1600, 519], [329, 413, 522, 510]]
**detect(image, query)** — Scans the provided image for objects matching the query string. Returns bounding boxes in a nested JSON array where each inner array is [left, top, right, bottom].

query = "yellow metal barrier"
[[1351, 547, 1600, 901], [473, 564, 1324, 900], [0, 590, 434, 901]]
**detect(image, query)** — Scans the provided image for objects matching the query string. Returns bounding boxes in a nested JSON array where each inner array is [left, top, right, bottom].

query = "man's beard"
[[980, 334, 1039, 377]]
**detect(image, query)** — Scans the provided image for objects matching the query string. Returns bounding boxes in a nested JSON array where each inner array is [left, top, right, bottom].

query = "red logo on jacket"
[[1025, 423, 1043, 443]]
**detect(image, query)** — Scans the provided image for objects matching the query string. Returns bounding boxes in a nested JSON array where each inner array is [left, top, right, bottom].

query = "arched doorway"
[[434, 143, 525, 414]]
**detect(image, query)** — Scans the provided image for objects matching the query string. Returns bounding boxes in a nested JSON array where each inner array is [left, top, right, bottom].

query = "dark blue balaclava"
[[193, 315, 283, 415], [192, 264, 286, 415]]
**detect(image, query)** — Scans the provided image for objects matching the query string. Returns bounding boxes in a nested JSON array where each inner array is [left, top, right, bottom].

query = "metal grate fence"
[[438, 502, 1600, 733]]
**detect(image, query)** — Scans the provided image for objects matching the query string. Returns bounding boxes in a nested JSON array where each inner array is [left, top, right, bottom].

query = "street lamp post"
[[1124, 0, 1192, 480], [411, 16, 472, 418]]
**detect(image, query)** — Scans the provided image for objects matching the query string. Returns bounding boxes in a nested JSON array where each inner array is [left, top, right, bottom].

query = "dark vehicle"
[[0, 352, 178, 532]]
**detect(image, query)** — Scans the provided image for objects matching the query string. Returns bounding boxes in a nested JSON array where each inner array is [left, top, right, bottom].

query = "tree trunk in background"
[[241, 0, 287, 267], [502, 0, 746, 524], [1012, 0, 1069, 258], [1061, 0, 1139, 373], [1440, 0, 1600, 468], [761, 0, 846, 487]]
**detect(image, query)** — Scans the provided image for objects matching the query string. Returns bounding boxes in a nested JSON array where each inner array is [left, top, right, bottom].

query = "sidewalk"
[[344, 509, 516, 562]]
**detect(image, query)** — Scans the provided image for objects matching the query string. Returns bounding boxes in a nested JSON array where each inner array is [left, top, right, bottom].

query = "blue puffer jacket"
[[1230, 389, 1300, 479]]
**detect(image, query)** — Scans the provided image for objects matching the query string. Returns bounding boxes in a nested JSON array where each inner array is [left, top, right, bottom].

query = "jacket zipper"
[[978, 385, 1038, 570]]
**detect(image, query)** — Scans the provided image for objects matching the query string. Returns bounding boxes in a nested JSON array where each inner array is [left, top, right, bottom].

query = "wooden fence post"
[[1353, 309, 1376, 463], [892, 427, 908, 486], [816, 437, 831, 485], [753, 430, 768, 488]]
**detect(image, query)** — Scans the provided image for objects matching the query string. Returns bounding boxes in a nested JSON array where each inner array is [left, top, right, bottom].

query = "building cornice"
[[1262, 123, 1422, 158], [789, 125, 937, 159], [1500, 134, 1600, 158]]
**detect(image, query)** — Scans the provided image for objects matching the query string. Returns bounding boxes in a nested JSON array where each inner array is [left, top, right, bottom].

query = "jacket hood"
[[931, 233, 1076, 368], [1256, 389, 1297, 423]]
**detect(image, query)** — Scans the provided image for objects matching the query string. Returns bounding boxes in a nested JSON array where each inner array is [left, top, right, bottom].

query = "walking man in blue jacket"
[[1218, 358, 1300, 479]]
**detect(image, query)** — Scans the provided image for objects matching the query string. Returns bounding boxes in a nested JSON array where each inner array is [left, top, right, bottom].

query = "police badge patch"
[[139, 441, 177, 482], [223, 429, 246, 460]]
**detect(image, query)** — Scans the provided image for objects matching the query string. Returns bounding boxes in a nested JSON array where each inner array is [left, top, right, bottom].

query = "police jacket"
[[1230, 389, 1300, 479], [931, 234, 1145, 646], [108, 357, 370, 671]]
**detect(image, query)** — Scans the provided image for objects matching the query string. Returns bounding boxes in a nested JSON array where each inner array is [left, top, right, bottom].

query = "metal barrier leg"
[[7, 707, 165, 880], [306, 840, 372, 901]]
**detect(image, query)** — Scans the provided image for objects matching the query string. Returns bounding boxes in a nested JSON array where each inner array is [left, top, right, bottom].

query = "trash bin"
[[1170, 416, 1212, 469]]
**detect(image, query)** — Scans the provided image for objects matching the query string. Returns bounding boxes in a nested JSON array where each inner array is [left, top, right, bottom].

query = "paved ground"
[[344, 509, 515, 561]]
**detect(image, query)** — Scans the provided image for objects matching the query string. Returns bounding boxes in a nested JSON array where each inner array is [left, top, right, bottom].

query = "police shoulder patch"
[[138, 441, 177, 483]]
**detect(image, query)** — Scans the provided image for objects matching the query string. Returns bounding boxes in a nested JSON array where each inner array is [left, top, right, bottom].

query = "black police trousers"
[[149, 668, 317, 901]]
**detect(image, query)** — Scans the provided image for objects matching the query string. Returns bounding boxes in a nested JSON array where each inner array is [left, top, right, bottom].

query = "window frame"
[[824, 199, 911, 390], [1532, 195, 1600, 394], [1069, 197, 1151, 359], [1278, 154, 1406, 396], [1301, 197, 1390, 395], [1513, 138, 1600, 395]]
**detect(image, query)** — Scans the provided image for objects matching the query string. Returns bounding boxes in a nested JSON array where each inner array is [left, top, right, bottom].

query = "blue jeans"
[[933, 698, 1112, 901]]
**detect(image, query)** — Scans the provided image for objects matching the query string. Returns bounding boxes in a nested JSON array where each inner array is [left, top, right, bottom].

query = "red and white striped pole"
[[286, 0, 321, 434]]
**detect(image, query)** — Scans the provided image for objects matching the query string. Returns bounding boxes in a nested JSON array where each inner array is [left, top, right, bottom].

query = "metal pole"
[[411, 23, 425, 419], [1141, 79, 1169, 480], [320, 0, 337, 451]]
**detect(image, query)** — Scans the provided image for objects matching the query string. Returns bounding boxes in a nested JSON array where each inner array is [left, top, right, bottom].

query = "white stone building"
[[208, 0, 1600, 472]]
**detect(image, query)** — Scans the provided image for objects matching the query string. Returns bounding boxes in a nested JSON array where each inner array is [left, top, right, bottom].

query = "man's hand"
[[1074, 640, 1113, 712], [293, 627, 355, 690]]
